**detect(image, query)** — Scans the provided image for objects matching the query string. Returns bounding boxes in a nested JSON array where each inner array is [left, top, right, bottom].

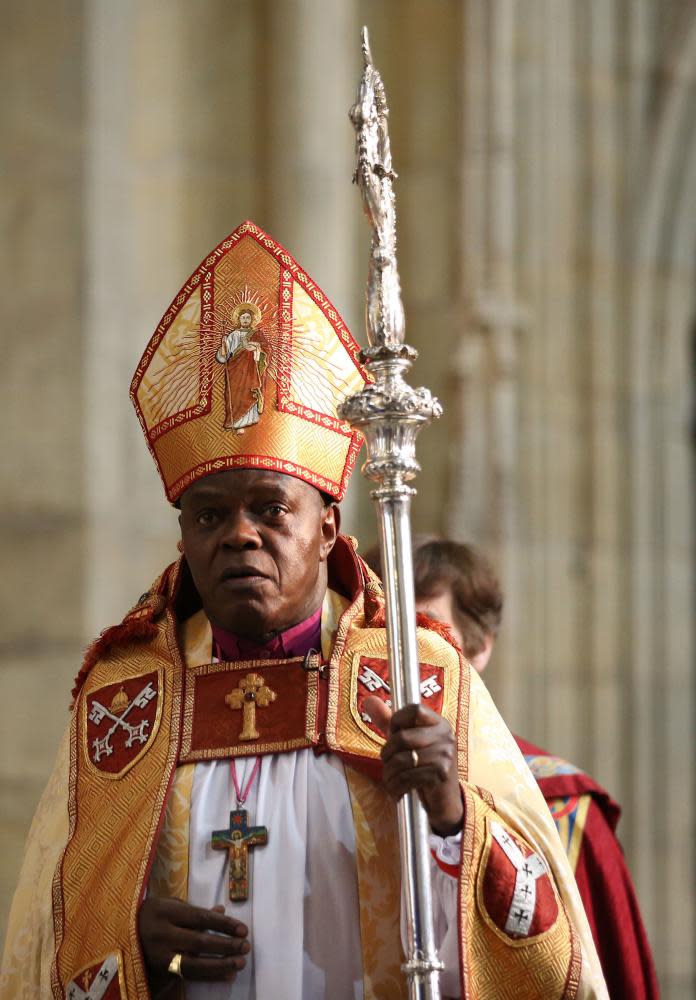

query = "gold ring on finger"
[[410, 749, 419, 768], [168, 952, 184, 978]]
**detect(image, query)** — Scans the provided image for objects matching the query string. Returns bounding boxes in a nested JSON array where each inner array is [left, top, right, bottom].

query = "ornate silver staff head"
[[340, 27, 442, 495], [339, 27, 445, 999]]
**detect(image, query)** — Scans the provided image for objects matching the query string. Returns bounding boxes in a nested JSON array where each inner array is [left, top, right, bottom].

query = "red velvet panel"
[[482, 836, 558, 940], [183, 658, 317, 760]]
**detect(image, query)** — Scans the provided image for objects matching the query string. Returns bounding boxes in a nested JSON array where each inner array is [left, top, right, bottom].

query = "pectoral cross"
[[225, 672, 277, 741], [211, 809, 268, 901]]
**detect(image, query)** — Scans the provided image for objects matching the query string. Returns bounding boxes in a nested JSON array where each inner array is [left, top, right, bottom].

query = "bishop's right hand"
[[138, 896, 250, 991]]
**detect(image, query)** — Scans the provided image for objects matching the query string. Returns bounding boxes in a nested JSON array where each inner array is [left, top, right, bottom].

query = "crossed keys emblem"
[[88, 680, 158, 764], [355, 656, 446, 738], [358, 663, 443, 711]]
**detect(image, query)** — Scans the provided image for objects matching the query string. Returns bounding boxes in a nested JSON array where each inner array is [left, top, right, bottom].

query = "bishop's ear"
[[177, 513, 184, 553], [319, 502, 340, 560]]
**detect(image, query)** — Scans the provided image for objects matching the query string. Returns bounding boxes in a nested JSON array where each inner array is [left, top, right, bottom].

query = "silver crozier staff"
[[338, 27, 445, 1000]]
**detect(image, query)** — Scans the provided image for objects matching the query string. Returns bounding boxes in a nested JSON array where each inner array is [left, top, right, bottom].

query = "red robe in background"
[[515, 736, 659, 1000]]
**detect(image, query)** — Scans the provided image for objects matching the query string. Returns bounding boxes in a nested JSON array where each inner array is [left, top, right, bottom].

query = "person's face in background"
[[415, 588, 493, 674]]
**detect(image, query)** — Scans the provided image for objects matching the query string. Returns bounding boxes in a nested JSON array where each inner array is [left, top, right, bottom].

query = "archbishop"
[[1, 222, 607, 1000]]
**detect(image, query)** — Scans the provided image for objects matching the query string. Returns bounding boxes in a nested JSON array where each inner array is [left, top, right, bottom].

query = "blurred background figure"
[[363, 536, 659, 1000]]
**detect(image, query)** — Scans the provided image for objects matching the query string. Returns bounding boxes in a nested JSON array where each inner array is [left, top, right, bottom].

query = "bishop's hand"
[[365, 696, 464, 838], [138, 896, 250, 992]]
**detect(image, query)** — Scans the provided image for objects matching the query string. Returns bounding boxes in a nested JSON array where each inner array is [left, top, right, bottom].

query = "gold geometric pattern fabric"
[[131, 220, 368, 502], [17, 561, 603, 999], [326, 619, 464, 768], [462, 790, 582, 1000], [147, 763, 195, 901], [53, 622, 184, 999], [345, 768, 405, 1000]]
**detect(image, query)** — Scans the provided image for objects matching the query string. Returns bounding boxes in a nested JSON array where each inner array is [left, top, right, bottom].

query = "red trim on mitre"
[[129, 220, 369, 504], [168, 453, 349, 507], [274, 265, 362, 440], [143, 266, 218, 445]]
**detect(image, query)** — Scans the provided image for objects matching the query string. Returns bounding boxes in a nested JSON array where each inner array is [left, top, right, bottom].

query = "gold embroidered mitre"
[[130, 220, 368, 502]]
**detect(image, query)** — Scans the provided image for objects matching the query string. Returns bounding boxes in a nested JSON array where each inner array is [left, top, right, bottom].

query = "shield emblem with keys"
[[84, 670, 162, 778], [353, 655, 445, 743]]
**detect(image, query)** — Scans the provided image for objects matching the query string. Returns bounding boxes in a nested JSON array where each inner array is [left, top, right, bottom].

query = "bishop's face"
[[179, 469, 338, 640]]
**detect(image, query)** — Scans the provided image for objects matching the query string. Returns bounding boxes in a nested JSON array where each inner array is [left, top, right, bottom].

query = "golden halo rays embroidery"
[[130, 220, 369, 503]]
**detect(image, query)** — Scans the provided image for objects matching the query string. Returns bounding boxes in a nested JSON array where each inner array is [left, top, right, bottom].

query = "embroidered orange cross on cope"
[[225, 672, 277, 741]]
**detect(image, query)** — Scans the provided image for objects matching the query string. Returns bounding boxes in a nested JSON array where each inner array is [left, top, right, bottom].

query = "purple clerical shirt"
[[211, 605, 323, 663]]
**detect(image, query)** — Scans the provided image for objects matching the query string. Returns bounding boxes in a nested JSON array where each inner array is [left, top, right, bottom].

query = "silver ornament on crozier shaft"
[[338, 26, 445, 1000]]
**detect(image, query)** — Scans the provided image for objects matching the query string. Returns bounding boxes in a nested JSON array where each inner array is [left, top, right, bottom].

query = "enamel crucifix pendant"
[[211, 808, 268, 901]]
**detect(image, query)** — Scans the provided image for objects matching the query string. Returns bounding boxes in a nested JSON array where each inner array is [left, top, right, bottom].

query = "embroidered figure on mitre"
[[130, 220, 368, 504], [215, 301, 268, 432]]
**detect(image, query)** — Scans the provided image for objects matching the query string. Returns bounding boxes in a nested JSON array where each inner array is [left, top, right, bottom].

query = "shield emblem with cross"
[[65, 952, 123, 1000], [83, 670, 162, 779], [478, 819, 559, 942]]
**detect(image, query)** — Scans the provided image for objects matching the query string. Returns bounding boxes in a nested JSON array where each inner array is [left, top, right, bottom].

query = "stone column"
[[257, 0, 363, 528], [628, 7, 696, 989], [581, 0, 624, 798], [447, 0, 527, 722], [83, 0, 264, 633], [0, 0, 86, 947]]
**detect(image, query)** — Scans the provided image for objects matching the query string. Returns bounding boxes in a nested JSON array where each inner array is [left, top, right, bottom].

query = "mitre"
[[130, 220, 368, 502]]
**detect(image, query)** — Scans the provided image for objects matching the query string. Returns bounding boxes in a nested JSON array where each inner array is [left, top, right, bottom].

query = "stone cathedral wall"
[[1, 2, 694, 997]]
